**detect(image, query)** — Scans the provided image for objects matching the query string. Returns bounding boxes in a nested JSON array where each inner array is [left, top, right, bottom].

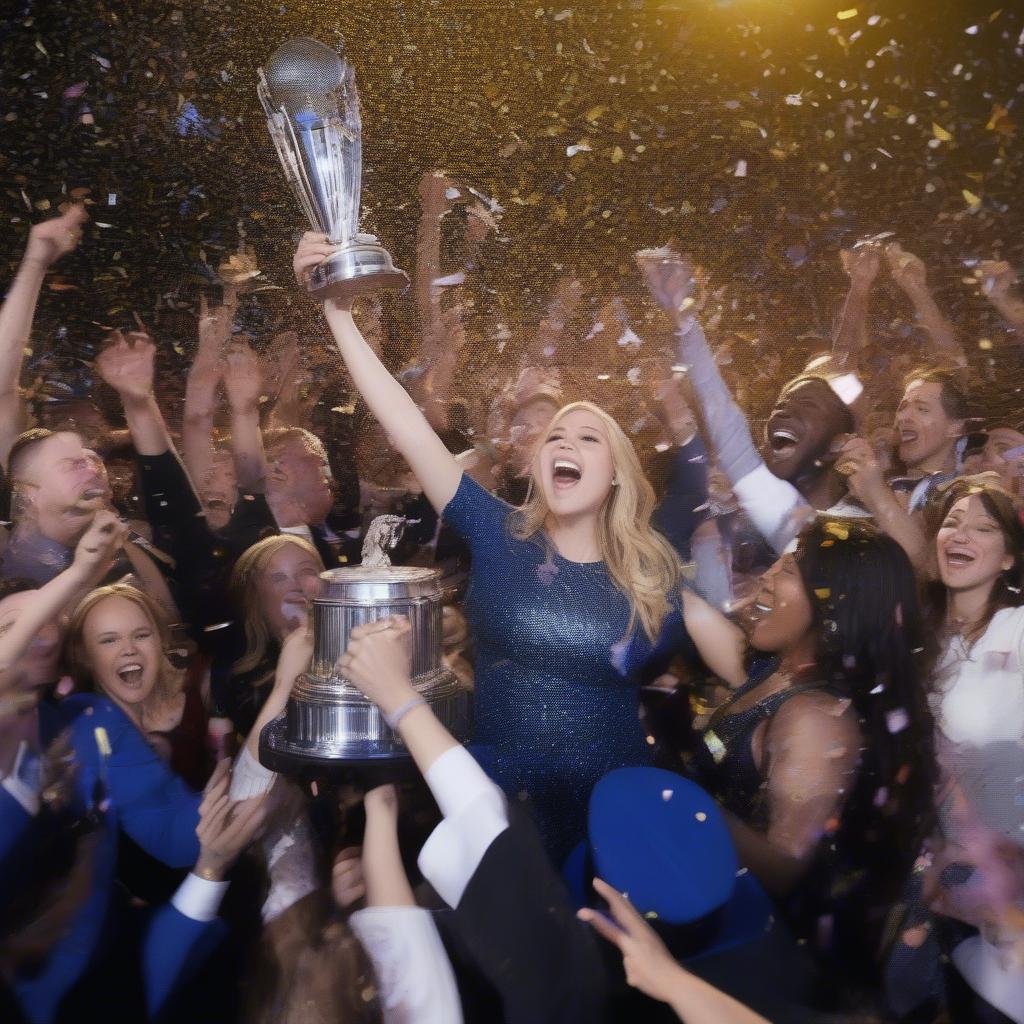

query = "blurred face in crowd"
[[743, 553, 814, 654], [936, 494, 1014, 597], [764, 379, 850, 482], [0, 591, 63, 698], [80, 595, 162, 711], [257, 543, 323, 639], [508, 398, 558, 477], [979, 426, 1024, 494], [538, 408, 616, 521], [13, 432, 110, 544], [895, 380, 962, 474], [267, 435, 334, 527], [200, 450, 238, 531], [37, 400, 110, 452]]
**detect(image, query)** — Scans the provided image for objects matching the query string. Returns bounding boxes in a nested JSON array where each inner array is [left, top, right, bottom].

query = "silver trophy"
[[258, 37, 409, 301], [260, 517, 471, 772]]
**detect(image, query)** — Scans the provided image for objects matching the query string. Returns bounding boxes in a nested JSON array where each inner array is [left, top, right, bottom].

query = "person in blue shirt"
[[0, 510, 266, 1023]]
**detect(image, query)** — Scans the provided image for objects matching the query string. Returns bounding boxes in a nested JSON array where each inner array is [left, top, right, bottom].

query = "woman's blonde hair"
[[67, 583, 184, 711], [513, 400, 681, 641], [229, 534, 324, 682]]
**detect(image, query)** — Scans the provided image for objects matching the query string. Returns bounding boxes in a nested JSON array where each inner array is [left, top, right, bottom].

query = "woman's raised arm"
[[295, 233, 462, 515]]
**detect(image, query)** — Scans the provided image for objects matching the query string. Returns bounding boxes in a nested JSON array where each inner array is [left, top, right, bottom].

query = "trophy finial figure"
[[360, 515, 406, 568]]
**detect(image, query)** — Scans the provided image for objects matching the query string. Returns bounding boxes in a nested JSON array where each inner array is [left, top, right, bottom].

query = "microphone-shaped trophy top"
[[265, 38, 347, 118]]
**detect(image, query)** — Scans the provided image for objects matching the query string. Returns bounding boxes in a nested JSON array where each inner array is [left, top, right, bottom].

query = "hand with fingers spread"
[[293, 231, 338, 292], [194, 759, 268, 881], [24, 204, 89, 269], [635, 247, 704, 325], [222, 336, 265, 413], [72, 509, 128, 582], [331, 845, 366, 910], [336, 616, 417, 718], [96, 329, 156, 402]]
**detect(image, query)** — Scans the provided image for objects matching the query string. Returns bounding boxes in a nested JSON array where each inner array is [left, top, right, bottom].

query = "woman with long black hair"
[[684, 516, 935, 972]]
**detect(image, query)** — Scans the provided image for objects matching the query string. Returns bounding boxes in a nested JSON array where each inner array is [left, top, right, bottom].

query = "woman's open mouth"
[[116, 663, 145, 689], [552, 458, 582, 489], [944, 549, 976, 569]]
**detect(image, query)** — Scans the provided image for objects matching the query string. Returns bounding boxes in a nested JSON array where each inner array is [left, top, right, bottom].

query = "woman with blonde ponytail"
[[295, 234, 703, 863]]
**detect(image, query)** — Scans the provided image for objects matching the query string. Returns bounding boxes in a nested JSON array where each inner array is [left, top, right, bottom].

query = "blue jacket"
[[1, 694, 216, 1023]]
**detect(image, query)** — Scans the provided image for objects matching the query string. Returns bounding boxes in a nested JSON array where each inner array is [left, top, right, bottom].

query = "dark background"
[[1, 0, 1022, 434]]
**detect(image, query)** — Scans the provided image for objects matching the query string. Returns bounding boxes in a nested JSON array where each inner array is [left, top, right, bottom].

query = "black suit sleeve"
[[448, 805, 611, 1024]]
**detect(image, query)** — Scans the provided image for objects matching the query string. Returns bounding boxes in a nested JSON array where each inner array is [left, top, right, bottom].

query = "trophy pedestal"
[[309, 235, 409, 302]]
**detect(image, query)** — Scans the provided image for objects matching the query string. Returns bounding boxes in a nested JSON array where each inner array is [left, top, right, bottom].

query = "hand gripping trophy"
[[258, 37, 408, 300]]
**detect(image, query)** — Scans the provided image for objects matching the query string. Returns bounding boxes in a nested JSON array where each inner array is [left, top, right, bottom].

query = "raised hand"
[[217, 242, 261, 290], [222, 337, 264, 412], [24, 205, 88, 269], [194, 759, 268, 881], [836, 435, 886, 503], [635, 247, 702, 323], [419, 170, 459, 215], [335, 616, 416, 716], [885, 242, 928, 294], [95, 330, 156, 401], [578, 877, 688, 1005], [293, 231, 337, 290], [976, 260, 1017, 301], [840, 241, 882, 287], [72, 509, 128, 581]]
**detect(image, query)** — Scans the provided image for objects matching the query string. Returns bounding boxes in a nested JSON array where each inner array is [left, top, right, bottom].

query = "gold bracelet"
[[194, 864, 222, 882]]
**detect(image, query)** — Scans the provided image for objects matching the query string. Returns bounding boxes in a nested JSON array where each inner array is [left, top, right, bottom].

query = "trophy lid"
[[317, 565, 441, 603], [264, 38, 346, 118]]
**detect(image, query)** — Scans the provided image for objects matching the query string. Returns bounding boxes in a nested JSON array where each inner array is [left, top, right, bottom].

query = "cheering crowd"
[[2, 170, 1024, 1024]]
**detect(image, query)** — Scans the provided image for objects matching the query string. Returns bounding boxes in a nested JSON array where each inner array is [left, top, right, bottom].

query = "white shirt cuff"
[[230, 744, 276, 800], [953, 936, 1024, 1023], [1, 775, 39, 816], [279, 523, 314, 544], [349, 906, 463, 1024], [417, 762, 509, 910], [733, 463, 812, 554], [172, 872, 230, 922]]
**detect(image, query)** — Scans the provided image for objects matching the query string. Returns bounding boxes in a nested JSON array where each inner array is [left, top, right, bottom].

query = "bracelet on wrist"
[[384, 696, 428, 731], [194, 864, 223, 882]]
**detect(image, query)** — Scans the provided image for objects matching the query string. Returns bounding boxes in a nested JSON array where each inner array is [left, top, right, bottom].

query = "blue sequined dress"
[[444, 474, 697, 864]]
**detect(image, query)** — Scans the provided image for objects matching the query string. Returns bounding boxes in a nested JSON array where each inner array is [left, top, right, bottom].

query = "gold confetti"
[[836, 8, 858, 20]]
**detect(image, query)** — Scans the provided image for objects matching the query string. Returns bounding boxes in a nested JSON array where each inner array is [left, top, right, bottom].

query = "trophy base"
[[309, 236, 409, 302]]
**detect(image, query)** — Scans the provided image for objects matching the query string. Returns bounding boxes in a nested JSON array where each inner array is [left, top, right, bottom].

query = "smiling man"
[[893, 367, 968, 495]]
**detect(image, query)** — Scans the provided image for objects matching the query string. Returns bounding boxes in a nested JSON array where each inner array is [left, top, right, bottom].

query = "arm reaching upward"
[[977, 260, 1024, 338], [832, 241, 881, 373], [886, 243, 967, 369], [0, 206, 88, 468], [296, 233, 462, 514], [183, 290, 234, 488]]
